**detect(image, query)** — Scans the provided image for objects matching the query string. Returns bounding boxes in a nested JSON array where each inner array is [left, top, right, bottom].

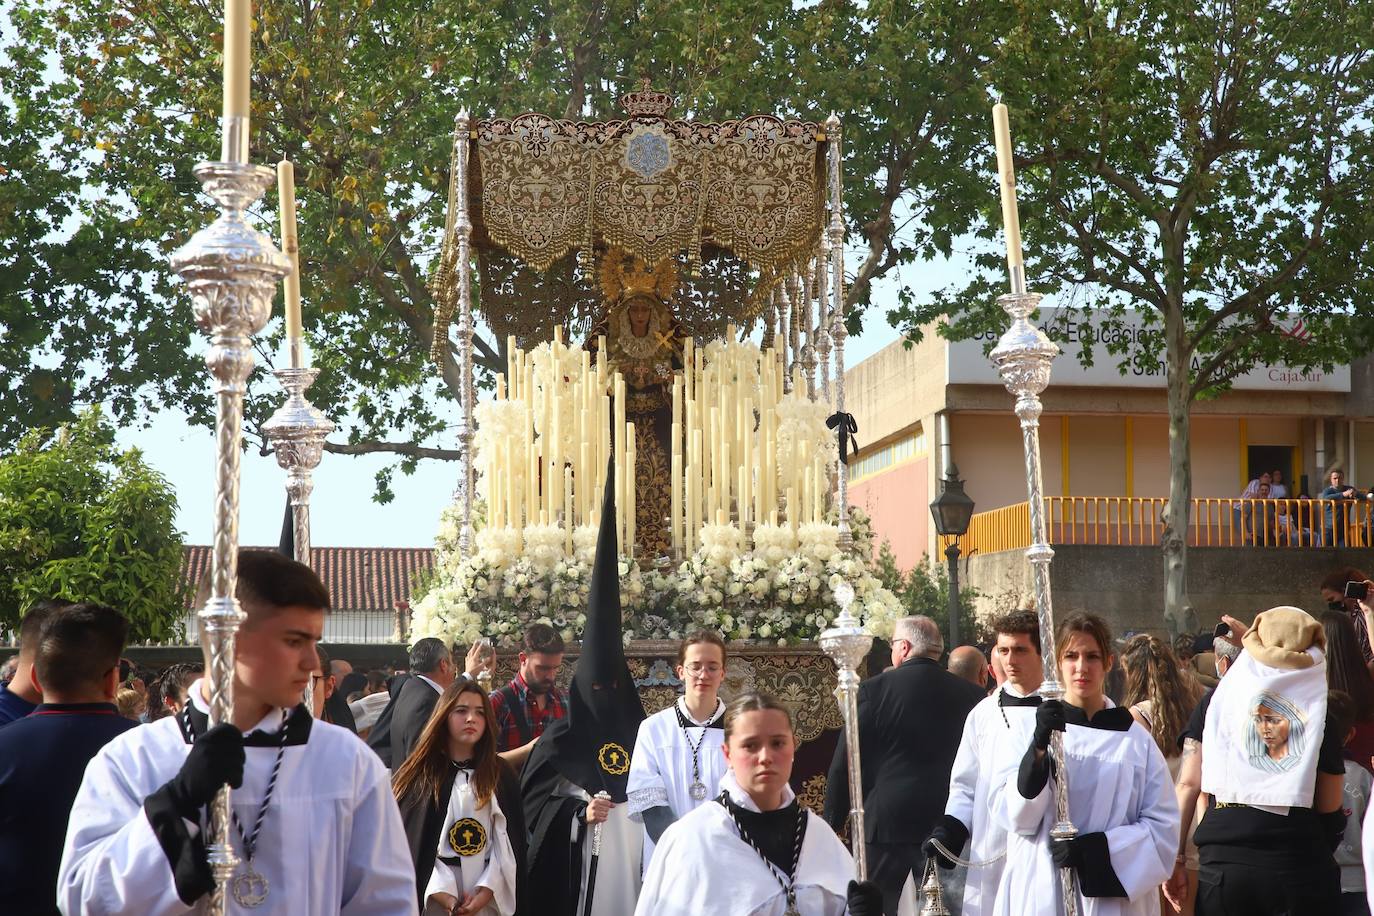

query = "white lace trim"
[[626, 785, 670, 821]]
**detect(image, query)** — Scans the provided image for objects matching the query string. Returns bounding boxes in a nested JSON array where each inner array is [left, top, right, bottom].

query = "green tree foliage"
[[0, 0, 1000, 498], [873, 540, 981, 649], [891, 0, 1374, 631], [0, 408, 189, 640]]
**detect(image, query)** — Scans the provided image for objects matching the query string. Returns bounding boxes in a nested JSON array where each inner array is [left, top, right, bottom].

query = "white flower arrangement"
[[414, 507, 904, 648], [473, 399, 529, 481], [775, 391, 838, 480], [699, 521, 745, 569], [529, 342, 585, 465], [798, 522, 840, 564], [752, 522, 798, 566], [521, 522, 565, 573]]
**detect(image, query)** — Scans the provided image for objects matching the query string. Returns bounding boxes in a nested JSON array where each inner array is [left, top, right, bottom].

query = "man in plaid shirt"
[[491, 623, 568, 768]]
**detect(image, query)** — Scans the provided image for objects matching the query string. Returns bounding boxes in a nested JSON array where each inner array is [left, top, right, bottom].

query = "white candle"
[[276, 159, 302, 365], [992, 103, 1025, 273], [223, 0, 250, 121]]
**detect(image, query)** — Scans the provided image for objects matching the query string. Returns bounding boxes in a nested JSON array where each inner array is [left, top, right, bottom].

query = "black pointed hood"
[[522, 457, 645, 801]]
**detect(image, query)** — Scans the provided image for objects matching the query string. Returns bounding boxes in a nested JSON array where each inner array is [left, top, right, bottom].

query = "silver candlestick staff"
[[170, 156, 292, 913], [263, 364, 335, 714], [819, 581, 872, 878], [990, 291, 1076, 916]]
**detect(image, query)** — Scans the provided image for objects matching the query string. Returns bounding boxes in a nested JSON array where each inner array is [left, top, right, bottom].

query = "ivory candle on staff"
[[786, 486, 798, 531], [671, 423, 682, 555], [992, 103, 1025, 287], [276, 160, 303, 367], [223, 0, 251, 161]]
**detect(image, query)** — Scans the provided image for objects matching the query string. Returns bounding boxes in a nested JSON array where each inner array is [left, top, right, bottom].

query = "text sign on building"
[[947, 307, 1351, 393]]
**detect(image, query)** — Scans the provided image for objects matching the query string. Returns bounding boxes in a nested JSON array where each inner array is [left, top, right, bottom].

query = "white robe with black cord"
[[58, 680, 416, 915], [635, 770, 857, 916], [989, 702, 1179, 916], [930, 685, 1040, 916]]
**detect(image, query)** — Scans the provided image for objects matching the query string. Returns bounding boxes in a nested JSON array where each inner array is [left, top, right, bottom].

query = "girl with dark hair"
[[992, 613, 1178, 916], [634, 692, 881, 916], [394, 679, 526, 915], [1320, 610, 1374, 775]]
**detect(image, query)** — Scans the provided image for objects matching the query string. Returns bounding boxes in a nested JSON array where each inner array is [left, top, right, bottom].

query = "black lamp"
[[929, 461, 975, 649]]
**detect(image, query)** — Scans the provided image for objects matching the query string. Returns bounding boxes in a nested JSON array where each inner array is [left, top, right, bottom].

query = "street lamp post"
[[929, 462, 975, 649]]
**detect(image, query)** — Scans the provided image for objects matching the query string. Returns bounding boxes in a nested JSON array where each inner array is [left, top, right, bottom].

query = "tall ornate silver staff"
[[987, 102, 1076, 916], [819, 581, 872, 878], [169, 4, 291, 912], [263, 158, 334, 714]]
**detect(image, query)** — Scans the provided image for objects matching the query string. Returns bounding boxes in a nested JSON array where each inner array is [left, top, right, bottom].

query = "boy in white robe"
[[922, 610, 1046, 916], [58, 550, 416, 915], [627, 631, 728, 870]]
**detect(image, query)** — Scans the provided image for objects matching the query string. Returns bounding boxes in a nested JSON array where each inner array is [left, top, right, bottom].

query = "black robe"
[[520, 747, 591, 916], [397, 761, 528, 912]]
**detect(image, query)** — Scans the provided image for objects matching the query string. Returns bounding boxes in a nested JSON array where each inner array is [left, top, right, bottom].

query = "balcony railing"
[[953, 497, 1374, 555]]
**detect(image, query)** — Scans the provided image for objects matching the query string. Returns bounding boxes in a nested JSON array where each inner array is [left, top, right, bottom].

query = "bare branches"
[[322, 440, 460, 460]]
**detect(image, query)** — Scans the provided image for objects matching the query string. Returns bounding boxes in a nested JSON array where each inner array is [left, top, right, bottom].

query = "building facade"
[[846, 309, 1374, 570]]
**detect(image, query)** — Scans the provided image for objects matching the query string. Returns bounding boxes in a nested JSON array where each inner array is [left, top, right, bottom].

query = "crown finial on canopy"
[[620, 79, 675, 118]]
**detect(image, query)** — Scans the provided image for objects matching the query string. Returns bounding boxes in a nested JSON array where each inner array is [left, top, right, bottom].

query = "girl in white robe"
[[635, 691, 883, 916], [990, 613, 1179, 916], [627, 631, 729, 869], [393, 679, 521, 916]]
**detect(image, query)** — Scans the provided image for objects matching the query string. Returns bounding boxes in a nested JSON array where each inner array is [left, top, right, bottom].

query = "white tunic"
[[626, 697, 727, 869], [937, 686, 1040, 916], [990, 706, 1178, 916], [424, 771, 517, 916], [58, 684, 416, 915], [554, 777, 642, 916], [635, 770, 857, 916]]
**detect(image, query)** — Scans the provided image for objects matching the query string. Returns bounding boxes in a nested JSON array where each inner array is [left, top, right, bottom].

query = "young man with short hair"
[[0, 599, 66, 727], [0, 602, 137, 914], [924, 609, 1047, 916], [491, 622, 569, 766], [59, 550, 415, 914]]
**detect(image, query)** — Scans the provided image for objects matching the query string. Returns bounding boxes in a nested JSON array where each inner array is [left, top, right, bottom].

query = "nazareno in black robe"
[[397, 761, 528, 913]]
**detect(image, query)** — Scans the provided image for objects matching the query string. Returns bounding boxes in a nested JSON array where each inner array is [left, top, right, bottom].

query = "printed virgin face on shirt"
[[519, 651, 562, 695], [993, 632, 1043, 691], [723, 709, 795, 808], [1058, 632, 1111, 708], [235, 605, 325, 711], [677, 643, 725, 699], [1254, 705, 1290, 756]]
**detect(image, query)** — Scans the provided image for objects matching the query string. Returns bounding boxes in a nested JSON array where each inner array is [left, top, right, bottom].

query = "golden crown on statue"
[[620, 78, 675, 118], [599, 247, 679, 304]]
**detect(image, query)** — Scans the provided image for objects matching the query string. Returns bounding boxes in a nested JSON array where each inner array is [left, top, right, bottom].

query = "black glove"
[[922, 815, 968, 870], [164, 723, 245, 820], [845, 879, 883, 916], [1033, 699, 1067, 750], [1050, 834, 1083, 869]]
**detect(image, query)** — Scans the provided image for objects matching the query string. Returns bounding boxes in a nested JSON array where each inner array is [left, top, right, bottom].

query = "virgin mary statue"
[[586, 249, 689, 559]]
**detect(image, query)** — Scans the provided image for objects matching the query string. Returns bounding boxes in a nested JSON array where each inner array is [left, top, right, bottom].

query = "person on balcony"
[[1321, 469, 1366, 547], [1234, 472, 1272, 543]]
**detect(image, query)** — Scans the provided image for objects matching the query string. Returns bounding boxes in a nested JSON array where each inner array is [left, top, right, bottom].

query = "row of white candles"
[[480, 329, 832, 558]]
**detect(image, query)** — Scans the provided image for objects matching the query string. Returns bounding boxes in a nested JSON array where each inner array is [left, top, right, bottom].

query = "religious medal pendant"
[[689, 780, 708, 801], [231, 865, 270, 908]]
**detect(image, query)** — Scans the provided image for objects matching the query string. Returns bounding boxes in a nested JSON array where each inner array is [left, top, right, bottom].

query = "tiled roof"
[[181, 546, 435, 612]]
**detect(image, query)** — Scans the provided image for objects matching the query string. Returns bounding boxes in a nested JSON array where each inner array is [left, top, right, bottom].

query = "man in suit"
[[824, 615, 985, 916], [365, 637, 456, 768]]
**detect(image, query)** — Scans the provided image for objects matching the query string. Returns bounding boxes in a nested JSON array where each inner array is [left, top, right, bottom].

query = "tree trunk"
[[1162, 305, 1195, 638]]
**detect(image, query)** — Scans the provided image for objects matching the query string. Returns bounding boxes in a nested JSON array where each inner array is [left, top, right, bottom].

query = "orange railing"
[[957, 497, 1374, 555]]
